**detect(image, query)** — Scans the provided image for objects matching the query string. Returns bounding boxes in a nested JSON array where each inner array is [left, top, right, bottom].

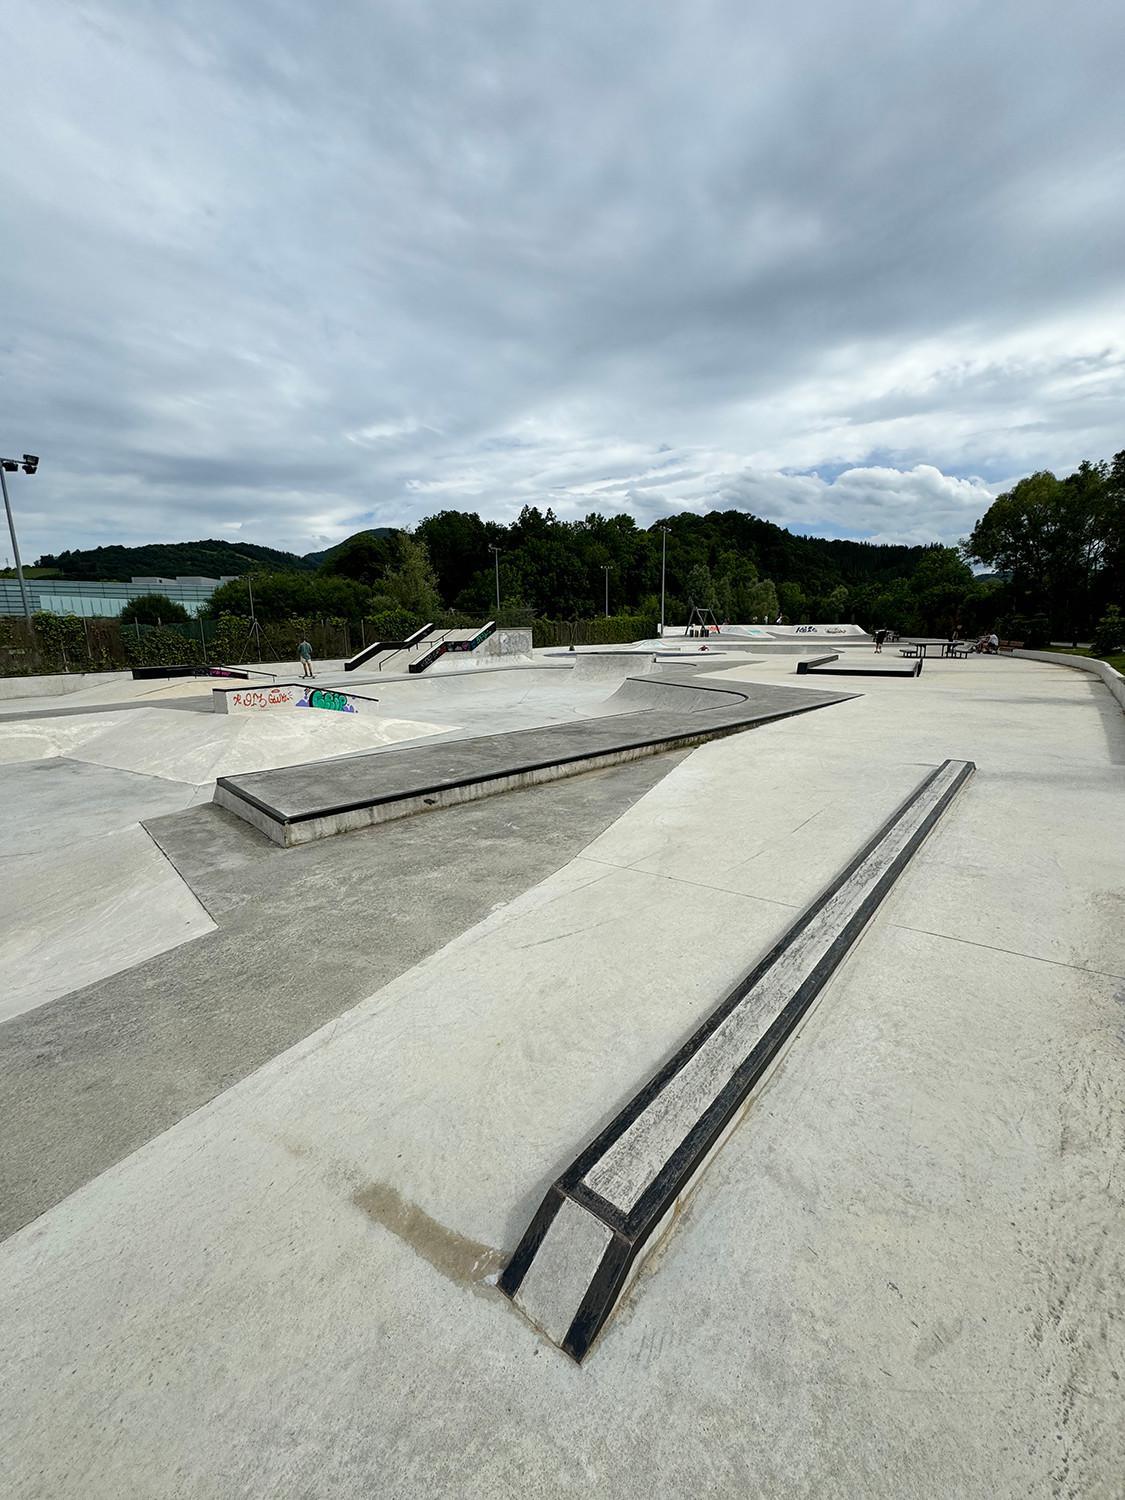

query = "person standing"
[[873, 627, 887, 653], [298, 638, 315, 677]]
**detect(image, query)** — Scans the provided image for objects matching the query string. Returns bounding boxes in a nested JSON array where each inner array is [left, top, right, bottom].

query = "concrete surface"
[[0, 758, 212, 1019], [508, 760, 974, 1358], [0, 647, 1122, 1498], [0, 753, 685, 1240], [1015, 648, 1125, 712], [0, 703, 452, 783], [0, 822, 215, 1022]]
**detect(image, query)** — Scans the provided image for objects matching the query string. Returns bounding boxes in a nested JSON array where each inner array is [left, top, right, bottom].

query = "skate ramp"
[[0, 706, 453, 785]]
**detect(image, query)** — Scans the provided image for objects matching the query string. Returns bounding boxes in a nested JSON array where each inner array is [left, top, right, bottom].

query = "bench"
[[998, 639, 1025, 653], [899, 647, 919, 658]]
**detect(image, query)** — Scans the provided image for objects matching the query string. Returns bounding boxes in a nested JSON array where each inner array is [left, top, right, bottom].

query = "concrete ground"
[[0, 649, 1122, 1498]]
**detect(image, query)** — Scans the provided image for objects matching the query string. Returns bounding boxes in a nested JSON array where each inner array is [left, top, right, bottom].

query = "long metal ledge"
[[499, 758, 975, 1361]]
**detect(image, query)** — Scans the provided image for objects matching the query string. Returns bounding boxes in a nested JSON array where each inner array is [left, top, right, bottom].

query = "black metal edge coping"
[[803, 660, 923, 678], [213, 684, 853, 827], [498, 757, 975, 1361]]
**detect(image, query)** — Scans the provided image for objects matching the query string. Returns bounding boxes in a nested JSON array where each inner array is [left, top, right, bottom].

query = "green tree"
[[205, 571, 371, 622], [1092, 605, 1124, 657], [369, 535, 441, 620], [317, 530, 400, 586], [684, 563, 718, 611], [909, 545, 974, 634], [120, 593, 190, 625], [821, 584, 850, 622]]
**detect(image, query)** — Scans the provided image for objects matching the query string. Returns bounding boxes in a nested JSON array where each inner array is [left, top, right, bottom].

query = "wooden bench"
[[997, 639, 1025, 653]]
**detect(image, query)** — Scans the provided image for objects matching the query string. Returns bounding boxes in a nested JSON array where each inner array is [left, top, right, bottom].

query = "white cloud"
[[0, 0, 1122, 561]]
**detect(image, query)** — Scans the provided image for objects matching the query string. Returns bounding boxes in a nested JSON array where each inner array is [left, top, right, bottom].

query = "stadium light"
[[489, 545, 501, 611], [657, 525, 670, 635], [0, 451, 38, 630]]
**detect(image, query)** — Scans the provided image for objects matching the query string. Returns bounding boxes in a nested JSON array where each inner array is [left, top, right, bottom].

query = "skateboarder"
[[298, 639, 315, 678]]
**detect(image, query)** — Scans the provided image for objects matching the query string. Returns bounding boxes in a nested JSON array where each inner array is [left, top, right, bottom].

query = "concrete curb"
[[500, 758, 975, 1362], [1013, 649, 1125, 712]]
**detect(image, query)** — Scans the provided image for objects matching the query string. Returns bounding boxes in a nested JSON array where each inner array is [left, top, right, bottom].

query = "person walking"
[[298, 638, 315, 678]]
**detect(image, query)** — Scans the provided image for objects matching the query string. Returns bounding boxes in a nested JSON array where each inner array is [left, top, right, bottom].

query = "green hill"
[[35, 538, 314, 581]]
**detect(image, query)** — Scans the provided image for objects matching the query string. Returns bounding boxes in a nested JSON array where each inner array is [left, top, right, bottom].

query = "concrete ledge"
[[0, 671, 131, 701], [213, 677, 854, 846], [1013, 649, 1125, 712], [499, 758, 975, 1362], [797, 656, 922, 678], [795, 653, 839, 672]]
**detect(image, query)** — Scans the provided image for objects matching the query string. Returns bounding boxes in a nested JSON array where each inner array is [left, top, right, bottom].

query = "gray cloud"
[[1, 0, 1122, 563]]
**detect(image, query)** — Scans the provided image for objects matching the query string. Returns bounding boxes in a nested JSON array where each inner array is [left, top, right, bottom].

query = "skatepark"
[[1, 630, 1123, 1497]]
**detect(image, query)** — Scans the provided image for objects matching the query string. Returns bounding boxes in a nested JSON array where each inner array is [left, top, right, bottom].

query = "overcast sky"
[[2, 0, 1123, 563]]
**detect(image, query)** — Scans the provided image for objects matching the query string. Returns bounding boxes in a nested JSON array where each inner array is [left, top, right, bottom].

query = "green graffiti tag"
[[308, 688, 356, 713]]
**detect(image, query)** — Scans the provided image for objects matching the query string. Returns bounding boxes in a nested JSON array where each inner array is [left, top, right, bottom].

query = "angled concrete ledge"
[[500, 757, 975, 1362], [213, 677, 854, 846], [797, 654, 923, 678]]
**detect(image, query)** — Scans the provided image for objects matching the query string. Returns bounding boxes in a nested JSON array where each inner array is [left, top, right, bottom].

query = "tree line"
[[199, 507, 998, 641], [34, 447, 1125, 653]]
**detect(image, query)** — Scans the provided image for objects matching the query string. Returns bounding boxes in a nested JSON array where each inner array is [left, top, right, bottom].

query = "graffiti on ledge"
[[298, 687, 358, 713], [231, 687, 298, 709]]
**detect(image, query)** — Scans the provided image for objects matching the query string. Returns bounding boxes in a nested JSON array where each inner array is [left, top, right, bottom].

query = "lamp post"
[[489, 545, 501, 611], [657, 525, 669, 636], [1, 453, 39, 632], [601, 564, 610, 618]]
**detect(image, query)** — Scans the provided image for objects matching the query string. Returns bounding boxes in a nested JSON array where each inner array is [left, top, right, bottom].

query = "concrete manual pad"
[[214, 676, 852, 843]]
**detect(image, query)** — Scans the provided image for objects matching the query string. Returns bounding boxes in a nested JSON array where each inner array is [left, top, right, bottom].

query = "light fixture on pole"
[[1, 453, 39, 632], [601, 564, 610, 617], [657, 525, 670, 636], [489, 545, 501, 611]]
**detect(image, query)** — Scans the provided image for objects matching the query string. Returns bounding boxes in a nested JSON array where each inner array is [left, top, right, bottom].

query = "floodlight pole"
[[0, 459, 35, 631], [602, 564, 610, 617], [658, 525, 669, 635], [489, 545, 501, 610]]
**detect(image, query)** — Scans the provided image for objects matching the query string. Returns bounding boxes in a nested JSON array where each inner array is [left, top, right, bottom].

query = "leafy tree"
[[120, 592, 190, 625], [822, 584, 850, 622], [685, 563, 718, 611], [205, 571, 371, 622], [317, 530, 401, 586], [908, 545, 974, 634], [369, 535, 441, 619]]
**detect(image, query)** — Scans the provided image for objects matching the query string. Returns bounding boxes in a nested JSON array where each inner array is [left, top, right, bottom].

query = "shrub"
[[1092, 605, 1124, 658]]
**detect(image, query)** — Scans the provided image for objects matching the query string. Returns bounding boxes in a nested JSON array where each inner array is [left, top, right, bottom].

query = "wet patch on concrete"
[[353, 1182, 504, 1287]]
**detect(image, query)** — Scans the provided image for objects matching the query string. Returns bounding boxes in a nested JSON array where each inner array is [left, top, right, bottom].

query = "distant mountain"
[[35, 538, 315, 581]]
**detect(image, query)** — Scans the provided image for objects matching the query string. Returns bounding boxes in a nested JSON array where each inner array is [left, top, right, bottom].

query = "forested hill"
[[35, 538, 314, 580]]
